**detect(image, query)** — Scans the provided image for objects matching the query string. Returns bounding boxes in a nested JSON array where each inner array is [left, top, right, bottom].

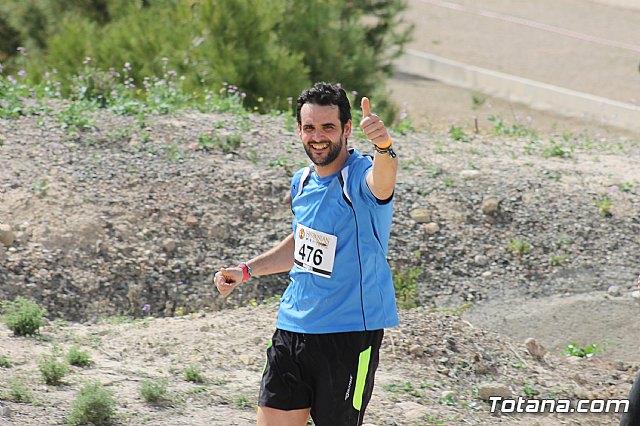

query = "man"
[[214, 82, 399, 426]]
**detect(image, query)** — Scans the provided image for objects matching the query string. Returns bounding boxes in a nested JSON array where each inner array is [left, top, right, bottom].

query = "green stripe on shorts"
[[263, 339, 273, 374], [352, 346, 372, 411]]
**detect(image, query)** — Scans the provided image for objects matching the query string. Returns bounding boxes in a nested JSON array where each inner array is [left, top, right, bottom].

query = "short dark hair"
[[296, 82, 351, 127]]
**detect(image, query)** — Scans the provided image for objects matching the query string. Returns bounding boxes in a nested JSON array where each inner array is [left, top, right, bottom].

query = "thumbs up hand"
[[360, 97, 390, 148]]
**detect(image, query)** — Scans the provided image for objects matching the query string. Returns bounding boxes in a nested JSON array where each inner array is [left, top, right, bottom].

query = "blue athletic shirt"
[[276, 148, 399, 333]]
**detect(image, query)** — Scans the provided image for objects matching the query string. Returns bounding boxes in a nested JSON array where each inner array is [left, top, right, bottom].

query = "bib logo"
[[299, 229, 305, 239]]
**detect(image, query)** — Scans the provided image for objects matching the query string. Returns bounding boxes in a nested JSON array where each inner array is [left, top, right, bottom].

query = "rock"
[[607, 285, 621, 297], [409, 345, 424, 357], [0, 245, 6, 261], [632, 290, 640, 300], [525, 337, 547, 360], [239, 355, 253, 365], [460, 169, 480, 180], [185, 215, 199, 227], [410, 209, 431, 223], [480, 196, 500, 215], [474, 255, 489, 266], [397, 401, 431, 422], [0, 224, 15, 247], [422, 223, 440, 234], [478, 382, 512, 401], [162, 238, 178, 253], [1, 404, 10, 418], [282, 191, 292, 205]]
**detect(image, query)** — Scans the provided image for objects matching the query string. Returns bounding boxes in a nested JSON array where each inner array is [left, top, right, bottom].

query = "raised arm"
[[214, 232, 294, 297], [360, 97, 398, 201]]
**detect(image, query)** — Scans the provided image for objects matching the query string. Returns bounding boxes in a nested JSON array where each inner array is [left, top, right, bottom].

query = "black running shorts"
[[258, 328, 384, 426]]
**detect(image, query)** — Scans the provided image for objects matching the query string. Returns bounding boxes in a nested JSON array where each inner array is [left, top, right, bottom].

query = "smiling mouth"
[[310, 142, 329, 151]]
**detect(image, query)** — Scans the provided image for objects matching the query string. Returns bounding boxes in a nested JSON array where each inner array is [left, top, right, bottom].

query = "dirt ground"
[[387, 0, 640, 369]]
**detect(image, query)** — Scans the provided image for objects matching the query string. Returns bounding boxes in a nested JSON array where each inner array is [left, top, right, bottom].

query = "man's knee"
[[257, 406, 310, 426]]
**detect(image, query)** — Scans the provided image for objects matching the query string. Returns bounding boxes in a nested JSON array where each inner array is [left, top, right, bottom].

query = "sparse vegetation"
[[7, 379, 33, 403], [38, 354, 69, 385], [183, 365, 206, 384], [594, 196, 612, 217], [508, 239, 532, 256], [565, 342, 604, 359], [448, 125, 471, 142], [0, 355, 12, 368], [488, 115, 537, 139], [1, 296, 46, 336], [139, 379, 169, 404], [66, 382, 116, 426], [65, 346, 93, 367], [234, 395, 252, 409], [392, 267, 422, 309]]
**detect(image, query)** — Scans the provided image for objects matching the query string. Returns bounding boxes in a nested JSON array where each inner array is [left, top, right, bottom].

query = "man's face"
[[298, 103, 351, 167]]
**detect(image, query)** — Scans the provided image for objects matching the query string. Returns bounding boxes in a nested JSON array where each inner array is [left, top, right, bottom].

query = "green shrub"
[[38, 355, 69, 385], [0, 355, 12, 368], [65, 346, 93, 367], [448, 125, 470, 142], [595, 196, 612, 217], [393, 267, 422, 309], [66, 382, 116, 426], [8, 379, 33, 403], [508, 239, 532, 257], [139, 378, 168, 404], [565, 342, 603, 359], [1, 296, 46, 336], [5, 0, 412, 119], [183, 365, 205, 384]]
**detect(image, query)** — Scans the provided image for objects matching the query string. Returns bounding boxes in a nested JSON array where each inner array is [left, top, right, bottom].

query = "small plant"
[[8, 379, 33, 403], [595, 196, 612, 217], [57, 102, 96, 132], [0, 355, 12, 368], [183, 365, 205, 383], [1, 296, 46, 336], [508, 239, 532, 256], [550, 254, 567, 267], [234, 395, 252, 409], [440, 392, 457, 406], [197, 133, 243, 154], [383, 381, 423, 397], [442, 177, 455, 187], [39, 355, 69, 385], [543, 141, 572, 159], [523, 384, 540, 398], [33, 178, 50, 197], [393, 111, 415, 135], [163, 144, 182, 161], [488, 115, 537, 138], [392, 267, 422, 309], [66, 346, 93, 367], [565, 342, 603, 358], [448, 125, 471, 142], [617, 182, 634, 193], [139, 379, 169, 404], [66, 382, 116, 426]]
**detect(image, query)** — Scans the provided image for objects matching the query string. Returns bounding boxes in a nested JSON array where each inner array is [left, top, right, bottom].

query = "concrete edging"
[[397, 48, 640, 132]]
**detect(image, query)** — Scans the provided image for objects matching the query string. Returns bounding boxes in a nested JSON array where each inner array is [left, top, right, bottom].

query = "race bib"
[[294, 223, 337, 278]]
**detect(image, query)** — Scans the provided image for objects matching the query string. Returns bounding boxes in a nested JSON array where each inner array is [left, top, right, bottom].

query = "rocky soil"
[[1, 97, 639, 425]]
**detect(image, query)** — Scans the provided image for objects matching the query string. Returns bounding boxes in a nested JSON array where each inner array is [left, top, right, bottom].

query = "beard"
[[303, 136, 344, 167]]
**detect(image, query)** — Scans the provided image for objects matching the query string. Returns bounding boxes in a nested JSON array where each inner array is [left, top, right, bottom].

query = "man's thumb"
[[361, 97, 371, 117]]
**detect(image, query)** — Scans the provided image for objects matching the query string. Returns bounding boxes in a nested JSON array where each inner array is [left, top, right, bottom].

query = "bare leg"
[[257, 406, 310, 426]]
